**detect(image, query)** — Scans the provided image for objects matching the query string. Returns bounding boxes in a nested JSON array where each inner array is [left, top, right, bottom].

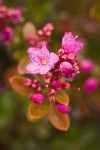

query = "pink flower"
[[84, 77, 99, 93], [7, 8, 22, 23], [26, 45, 59, 75], [0, 26, 13, 44], [80, 59, 94, 73], [29, 93, 44, 104], [56, 103, 70, 114], [62, 32, 83, 52]]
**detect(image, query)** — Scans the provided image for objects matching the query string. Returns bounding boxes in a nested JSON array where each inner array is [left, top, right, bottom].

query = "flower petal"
[[26, 62, 40, 74], [39, 65, 51, 74], [49, 52, 59, 66], [41, 45, 49, 57], [27, 47, 41, 62]]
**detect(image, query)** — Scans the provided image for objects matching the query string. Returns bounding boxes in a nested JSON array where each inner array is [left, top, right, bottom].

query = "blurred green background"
[[0, 0, 100, 150]]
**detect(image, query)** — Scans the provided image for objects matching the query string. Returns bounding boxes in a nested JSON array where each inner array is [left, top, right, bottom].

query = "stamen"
[[74, 35, 78, 40], [70, 86, 80, 91], [42, 59, 48, 65]]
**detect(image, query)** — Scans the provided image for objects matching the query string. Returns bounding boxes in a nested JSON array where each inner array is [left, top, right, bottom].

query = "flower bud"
[[60, 62, 73, 74], [67, 52, 76, 61], [49, 88, 56, 95], [37, 30, 44, 36], [58, 48, 65, 56], [31, 83, 37, 89], [80, 59, 94, 73], [52, 80, 62, 90], [36, 86, 42, 92], [29, 93, 44, 104], [56, 103, 70, 114], [48, 96, 55, 102], [84, 77, 99, 93], [33, 79, 39, 84], [62, 82, 70, 89], [24, 78, 32, 87]]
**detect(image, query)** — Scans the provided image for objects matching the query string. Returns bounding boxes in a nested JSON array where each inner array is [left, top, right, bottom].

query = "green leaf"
[[48, 104, 70, 131], [9, 75, 33, 97], [27, 101, 49, 121], [90, 3, 100, 22]]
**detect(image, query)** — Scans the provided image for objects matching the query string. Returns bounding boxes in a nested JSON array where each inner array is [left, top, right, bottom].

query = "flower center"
[[42, 59, 48, 65]]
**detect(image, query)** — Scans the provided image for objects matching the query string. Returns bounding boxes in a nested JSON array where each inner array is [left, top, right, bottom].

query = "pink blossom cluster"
[[26, 23, 54, 48], [25, 31, 83, 114], [0, 1, 23, 45]]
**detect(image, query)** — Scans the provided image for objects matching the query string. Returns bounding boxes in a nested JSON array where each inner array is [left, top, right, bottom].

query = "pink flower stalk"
[[52, 80, 62, 90], [62, 32, 83, 52], [80, 59, 94, 73], [24, 30, 84, 115], [24, 78, 32, 87], [26, 45, 59, 75], [29, 93, 44, 104], [84, 77, 99, 93], [56, 103, 70, 114], [7, 8, 22, 23], [0, 26, 13, 44]]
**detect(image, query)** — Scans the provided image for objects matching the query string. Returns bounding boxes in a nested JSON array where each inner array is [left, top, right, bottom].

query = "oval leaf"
[[17, 56, 30, 75], [9, 75, 33, 97], [55, 90, 70, 105], [23, 22, 37, 38], [4, 65, 18, 85], [27, 101, 49, 121], [48, 104, 70, 131]]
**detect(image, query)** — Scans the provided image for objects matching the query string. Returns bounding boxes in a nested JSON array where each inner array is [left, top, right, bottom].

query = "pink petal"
[[39, 65, 51, 74], [27, 47, 41, 62], [64, 32, 74, 39], [48, 52, 59, 66], [26, 62, 40, 74], [75, 40, 83, 52], [41, 45, 49, 57]]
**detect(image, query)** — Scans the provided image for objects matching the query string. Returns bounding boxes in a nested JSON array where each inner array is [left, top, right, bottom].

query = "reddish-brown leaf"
[[23, 22, 36, 38], [48, 104, 70, 131], [4, 65, 18, 85], [17, 56, 30, 75], [27, 101, 49, 121], [55, 90, 70, 105], [9, 75, 33, 97]]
